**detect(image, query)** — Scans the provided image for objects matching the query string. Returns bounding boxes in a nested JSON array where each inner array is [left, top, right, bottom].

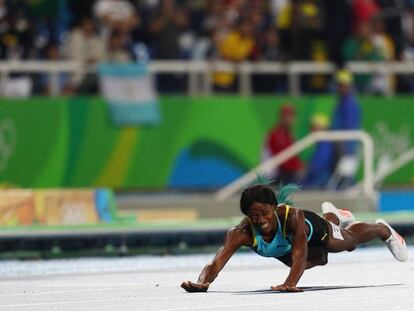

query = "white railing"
[[215, 130, 375, 201], [1, 60, 414, 96], [347, 146, 414, 195]]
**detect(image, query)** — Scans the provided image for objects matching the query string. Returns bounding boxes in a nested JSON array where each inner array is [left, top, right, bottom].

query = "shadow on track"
[[208, 283, 403, 295]]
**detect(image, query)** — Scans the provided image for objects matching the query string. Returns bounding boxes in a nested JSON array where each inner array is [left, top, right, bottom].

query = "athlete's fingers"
[[181, 281, 208, 292], [270, 285, 286, 291], [191, 281, 209, 292], [187, 281, 200, 290], [181, 281, 190, 291], [271, 285, 303, 292], [181, 281, 195, 292], [189, 281, 209, 288]]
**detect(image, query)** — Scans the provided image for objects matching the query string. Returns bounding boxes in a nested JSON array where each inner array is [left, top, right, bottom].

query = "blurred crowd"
[[1, 0, 414, 94]]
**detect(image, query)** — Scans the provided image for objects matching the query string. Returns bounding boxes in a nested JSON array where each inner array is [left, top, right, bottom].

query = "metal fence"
[[1, 60, 414, 96]]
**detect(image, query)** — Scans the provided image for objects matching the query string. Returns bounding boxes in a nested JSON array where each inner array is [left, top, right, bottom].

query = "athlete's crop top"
[[250, 205, 313, 258]]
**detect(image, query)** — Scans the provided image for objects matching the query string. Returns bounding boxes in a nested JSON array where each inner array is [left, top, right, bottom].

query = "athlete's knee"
[[308, 252, 328, 268], [343, 229, 358, 249], [319, 252, 328, 266]]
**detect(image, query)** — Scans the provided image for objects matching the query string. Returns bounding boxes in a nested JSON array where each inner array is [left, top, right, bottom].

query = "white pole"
[[215, 130, 375, 201]]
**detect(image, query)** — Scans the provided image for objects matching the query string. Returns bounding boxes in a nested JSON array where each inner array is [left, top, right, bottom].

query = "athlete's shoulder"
[[277, 203, 301, 215], [225, 217, 253, 246], [277, 204, 304, 234], [232, 217, 252, 236], [276, 203, 292, 217]]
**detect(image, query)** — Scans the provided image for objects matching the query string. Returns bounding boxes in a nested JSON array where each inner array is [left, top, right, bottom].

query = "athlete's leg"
[[305, 247, 328, 268], [323, 212, 339, 225], [275, 253, 292, 267], [276, 247, 328, 269], [326, 221, 393, 253]]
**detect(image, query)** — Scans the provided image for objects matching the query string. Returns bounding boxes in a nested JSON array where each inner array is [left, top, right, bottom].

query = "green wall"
[[0, 95, 413, 189]]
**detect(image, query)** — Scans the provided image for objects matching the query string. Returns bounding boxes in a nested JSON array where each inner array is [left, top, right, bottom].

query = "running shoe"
[[321, 202, 355, 228], [375, 219, 408, 262]]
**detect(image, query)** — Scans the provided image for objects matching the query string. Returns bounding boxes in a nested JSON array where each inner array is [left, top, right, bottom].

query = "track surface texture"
[[0, 247, 413, 310]]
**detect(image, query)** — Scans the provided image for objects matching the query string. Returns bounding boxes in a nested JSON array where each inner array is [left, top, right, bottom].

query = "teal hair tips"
[[276, 184, 301, 206]]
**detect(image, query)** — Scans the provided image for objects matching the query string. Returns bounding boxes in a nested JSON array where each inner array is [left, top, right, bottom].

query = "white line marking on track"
[[0, 282, 144, 287], [0, 285, 148, 297], [0, 291, 410, 309], [161, 294, 410, 311], [0, 294, 187, 308]]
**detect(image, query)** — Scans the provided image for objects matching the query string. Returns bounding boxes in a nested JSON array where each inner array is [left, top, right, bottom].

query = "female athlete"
[[181, 184, 407, 293]]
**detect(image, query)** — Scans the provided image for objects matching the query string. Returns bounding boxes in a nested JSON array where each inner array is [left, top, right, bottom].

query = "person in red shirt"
[[351, 0, 379, 34], [264, 104, 304, 184]]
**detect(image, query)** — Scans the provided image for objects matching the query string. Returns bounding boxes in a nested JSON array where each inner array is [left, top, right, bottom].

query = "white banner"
[[99, 63, 160, 125]]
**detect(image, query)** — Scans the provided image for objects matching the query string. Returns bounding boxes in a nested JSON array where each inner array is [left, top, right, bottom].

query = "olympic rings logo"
[[0, 118, 17, 172]]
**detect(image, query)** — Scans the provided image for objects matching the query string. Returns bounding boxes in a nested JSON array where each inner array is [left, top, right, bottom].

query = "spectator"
[[201, 0, 230, 37], [93, 0, 140, 37], [342, 21, 383, 92], [147, 0, 190, 92], [329, 69, 362, 189], [282, 0, 325, 61], [263, 104, 304, 184], [0, 5, 34, 60], [212, 18, 255, 91], [258, 27, 285, 61], [107, 30, 132, 62], [351, 0, 379, 34], [278, 0, 325, 91], [252, 27, 287, 93], [148, 0, 190, 59], [65, 17, 107, 93], [376, 0, 404, 58], [0, 2, 37, 96], [401, 6, 414, 91], [302, 113, 335, 189], [370, 17, 396, 94], [0, 0, 6, 21], [322, 0, 352, 67], [249, 0, 272, 38], [39, 42, 73, 95]]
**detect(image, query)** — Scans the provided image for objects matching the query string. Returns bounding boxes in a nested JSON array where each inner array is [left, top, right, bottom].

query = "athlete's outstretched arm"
[[181, 227, 247, 292], [271, 208, 308, 292]]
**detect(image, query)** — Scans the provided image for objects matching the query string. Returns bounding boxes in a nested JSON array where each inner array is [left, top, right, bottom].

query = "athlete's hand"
[[181, 281, 210, 292], [270, 284, 303, 292]]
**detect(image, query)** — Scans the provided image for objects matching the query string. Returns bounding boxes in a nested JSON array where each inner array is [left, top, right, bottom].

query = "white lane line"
[[0, 288, 410, 309], [0, 280, 272, 295], [0, 294, 188, 308], [0, 285, 148, 297], [162, 294, 411, 311], [0, 282, 263, 298], [0, 283, 145, 287]]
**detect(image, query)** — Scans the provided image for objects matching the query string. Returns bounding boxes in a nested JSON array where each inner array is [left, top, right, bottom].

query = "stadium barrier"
[[0, 60, 414, 96], [0, 188, 116, 227]]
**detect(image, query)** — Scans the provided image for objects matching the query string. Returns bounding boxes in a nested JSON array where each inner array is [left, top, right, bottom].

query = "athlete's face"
[[247, 202, 276, 235]]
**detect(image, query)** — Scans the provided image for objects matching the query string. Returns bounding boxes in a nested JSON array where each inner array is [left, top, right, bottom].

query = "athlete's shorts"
[[303, 210, 330, 247]]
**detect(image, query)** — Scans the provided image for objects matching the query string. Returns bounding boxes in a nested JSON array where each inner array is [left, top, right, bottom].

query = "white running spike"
[[321, 202, 355, 228], [376, 219, 408, 262]]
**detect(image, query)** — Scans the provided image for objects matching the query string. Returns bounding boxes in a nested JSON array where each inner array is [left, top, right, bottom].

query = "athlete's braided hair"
[[240, 183, 300, 215]]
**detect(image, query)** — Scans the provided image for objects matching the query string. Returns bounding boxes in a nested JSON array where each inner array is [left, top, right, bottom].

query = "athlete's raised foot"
[[321, 202, 355, 228], [376, 219, 408, 262]]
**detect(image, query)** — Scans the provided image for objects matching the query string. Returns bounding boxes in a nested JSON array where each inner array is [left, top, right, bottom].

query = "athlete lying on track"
[[181, 184, 407, 293]]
